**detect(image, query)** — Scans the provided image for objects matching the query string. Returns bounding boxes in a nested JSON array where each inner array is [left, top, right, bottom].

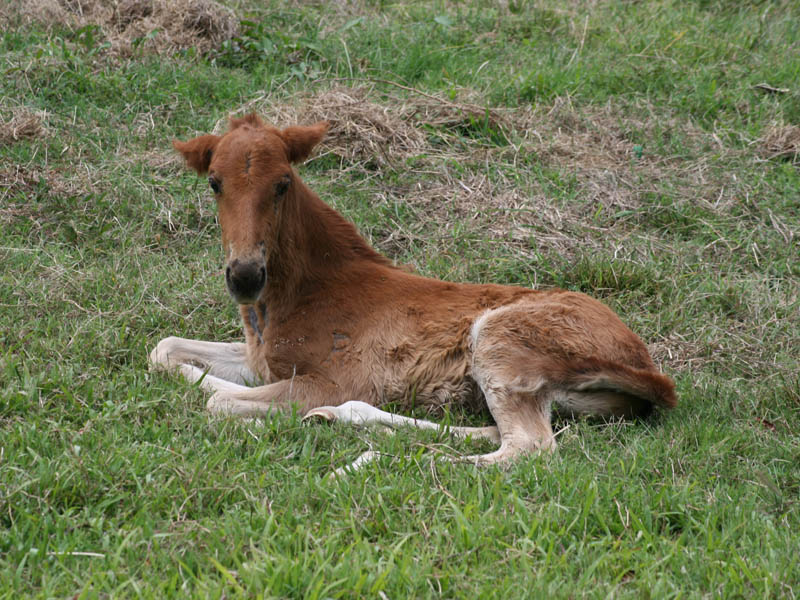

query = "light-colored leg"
[[455, 388, 555, 466], [329, 451, 382, 478], [304, 401, 501, 476], [304, 401, 501, 444], [304, 398, 554, 471], [177, 364, 341, 418], [149, 336, 259, 385], [458, 304, 559, 466]]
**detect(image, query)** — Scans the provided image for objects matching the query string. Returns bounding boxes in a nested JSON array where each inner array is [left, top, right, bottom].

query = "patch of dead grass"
[[215, 85, 512, 164], [759, 122, 800, 164], [648, 334, 707, 374], [0, 163, 100, 234], [0, 164, 86, 203], [0, 108, 48, 145], [9, 0, 238, 56], [511, 96, 746, 214], [0, 164, 94, 241]]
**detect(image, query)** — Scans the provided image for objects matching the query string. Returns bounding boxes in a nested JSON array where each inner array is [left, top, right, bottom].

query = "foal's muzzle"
[[225, 258, 266, 304]]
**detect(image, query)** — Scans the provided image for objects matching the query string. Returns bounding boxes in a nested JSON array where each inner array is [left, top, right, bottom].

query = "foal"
[[150, 114, 677, 465]]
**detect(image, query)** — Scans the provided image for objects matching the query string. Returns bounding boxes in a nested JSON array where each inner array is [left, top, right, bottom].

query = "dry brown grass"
[[0, 164, 93, 236], [0, 108, 48, 145], [759, 122, 800, 164], [6, 0, 238, 56], [0, 164, 86, 202], [214, 85, 512, 164]]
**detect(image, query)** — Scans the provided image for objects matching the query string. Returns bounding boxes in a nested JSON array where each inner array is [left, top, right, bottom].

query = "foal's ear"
[[172, 134, 221, 174], [280, 121, 329, 164]]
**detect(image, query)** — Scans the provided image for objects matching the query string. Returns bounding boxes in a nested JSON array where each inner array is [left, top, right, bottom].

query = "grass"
[[1, 0, 799, 597]]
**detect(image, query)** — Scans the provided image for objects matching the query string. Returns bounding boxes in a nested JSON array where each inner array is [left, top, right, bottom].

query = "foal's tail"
[[552, 358, 677, 418]]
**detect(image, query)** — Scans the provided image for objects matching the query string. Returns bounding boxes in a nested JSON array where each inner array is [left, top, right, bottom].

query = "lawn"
[[1, 0, 799, 597]]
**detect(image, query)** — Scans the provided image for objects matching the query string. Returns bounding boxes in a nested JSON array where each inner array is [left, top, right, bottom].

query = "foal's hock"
[[150, 114, 676, 466]]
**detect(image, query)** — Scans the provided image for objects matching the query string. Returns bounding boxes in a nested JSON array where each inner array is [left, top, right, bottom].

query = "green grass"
[[1, 0, 799, 597]]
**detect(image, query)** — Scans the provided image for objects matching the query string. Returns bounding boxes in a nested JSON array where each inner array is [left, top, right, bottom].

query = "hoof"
[[206, 394, 229, 414], [148, 337, 179, 372], [148, 346, 166, 372], [303, 407, 339, 423]]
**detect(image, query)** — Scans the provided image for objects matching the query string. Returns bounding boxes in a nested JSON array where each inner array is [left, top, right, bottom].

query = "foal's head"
[[173, 114, 328, 304]]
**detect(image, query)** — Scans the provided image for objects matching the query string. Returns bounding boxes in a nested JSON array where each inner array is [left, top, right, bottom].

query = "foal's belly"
[[376, 335, 486, 413], [380, 370, 485, 413]]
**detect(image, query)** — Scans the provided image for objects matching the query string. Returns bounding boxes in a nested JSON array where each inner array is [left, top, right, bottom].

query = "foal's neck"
[[264, 173, 393, 311]]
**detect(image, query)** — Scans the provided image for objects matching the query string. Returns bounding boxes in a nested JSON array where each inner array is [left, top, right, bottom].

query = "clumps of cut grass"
[[759, 122, 800, 164], [0, 164, 85, 204], [12, 0, 238, 56], [255, 86, 428, 167], [113, 0, 153, 29], [219, 85, 511, 167], [0, 108, 48, 145]]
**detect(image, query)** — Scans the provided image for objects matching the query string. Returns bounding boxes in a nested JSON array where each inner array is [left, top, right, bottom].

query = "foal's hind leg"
[[304, 401, 501, 444], [461, 307, 558, 465], [304, 401, 501, 476], [304, 395, 551, 468], [455, 385, 556, 465]]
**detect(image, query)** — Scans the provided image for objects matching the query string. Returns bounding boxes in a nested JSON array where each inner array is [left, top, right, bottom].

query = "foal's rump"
[[469, 291, 677, 421]]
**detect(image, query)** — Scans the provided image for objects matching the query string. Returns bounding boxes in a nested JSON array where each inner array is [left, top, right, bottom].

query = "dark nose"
[[225, 259, 266, 303]]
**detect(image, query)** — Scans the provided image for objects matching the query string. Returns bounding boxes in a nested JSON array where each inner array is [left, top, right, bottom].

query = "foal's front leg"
[[155, 350, 341, 417], [149, 336, 259, 385]]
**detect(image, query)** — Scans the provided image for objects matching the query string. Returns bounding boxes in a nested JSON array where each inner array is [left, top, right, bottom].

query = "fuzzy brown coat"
[[150, 114, 676, 464]]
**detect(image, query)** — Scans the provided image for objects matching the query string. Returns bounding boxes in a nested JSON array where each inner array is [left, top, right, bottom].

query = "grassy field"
[[1, 0, 799, 597]]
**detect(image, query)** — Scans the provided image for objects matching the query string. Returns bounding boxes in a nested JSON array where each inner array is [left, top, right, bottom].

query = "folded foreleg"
[[149, 337, 259, 385]]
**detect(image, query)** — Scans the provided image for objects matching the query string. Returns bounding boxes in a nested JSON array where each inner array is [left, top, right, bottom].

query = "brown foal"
[[150, 114, 677, 466]]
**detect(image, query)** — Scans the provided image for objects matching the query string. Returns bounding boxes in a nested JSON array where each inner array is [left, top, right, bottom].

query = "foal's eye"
[[208, 176, 221, 194]]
